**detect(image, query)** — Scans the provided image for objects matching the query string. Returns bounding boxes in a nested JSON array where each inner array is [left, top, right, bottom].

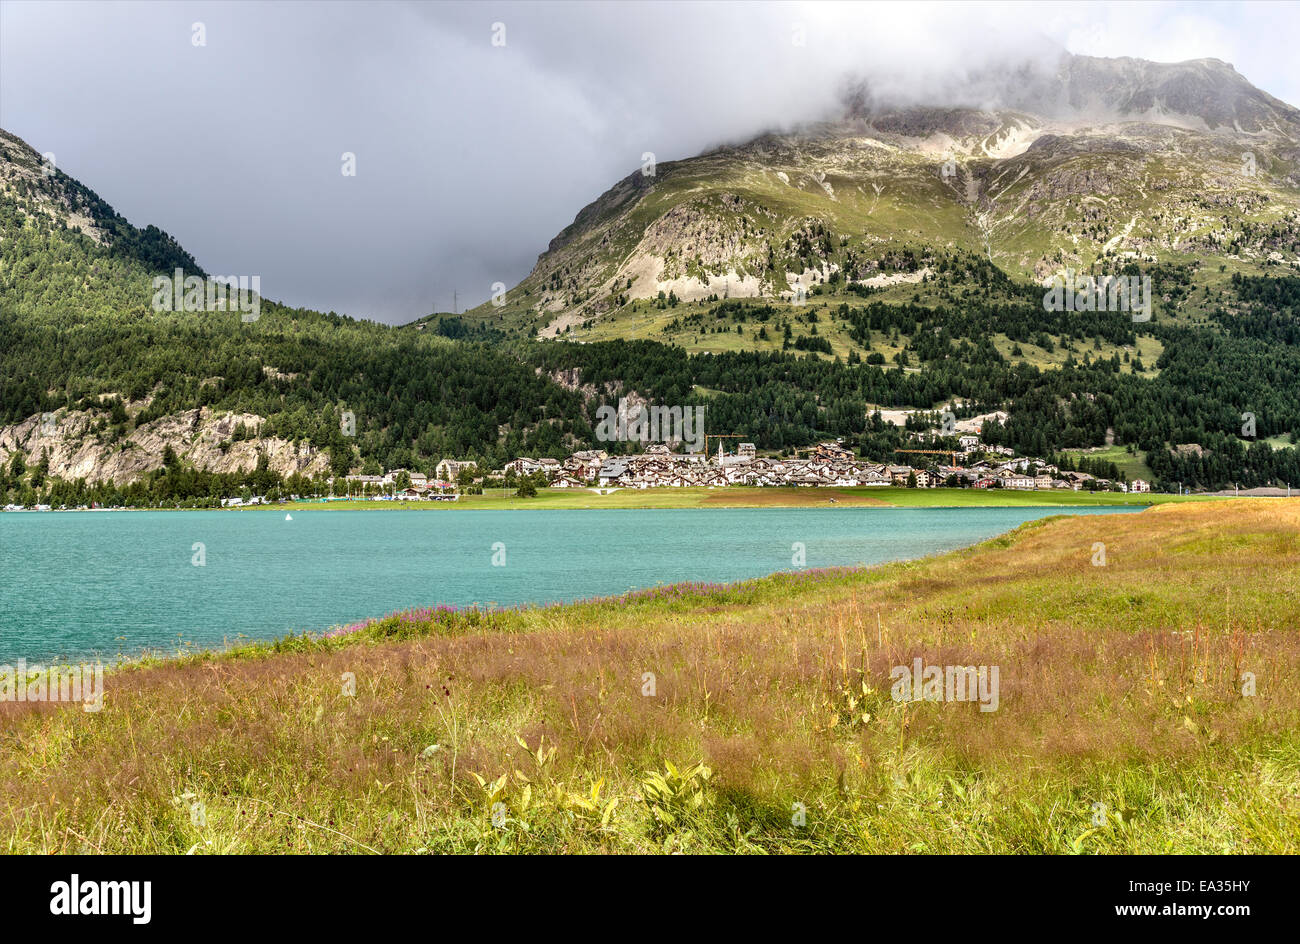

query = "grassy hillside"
[[454, 118, 1300, 344], [1060, 445, 1155, 482], [7, 103, 1300, 497], [0, 129, 595, 487], [3, 498, 1296, 853]]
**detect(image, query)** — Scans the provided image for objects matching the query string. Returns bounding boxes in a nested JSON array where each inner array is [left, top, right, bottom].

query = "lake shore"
[[285, 485, 1219, 511], [1, 485, 1230, 513], [3, 498, 1296, 853], [2, 504, 1146, 662]]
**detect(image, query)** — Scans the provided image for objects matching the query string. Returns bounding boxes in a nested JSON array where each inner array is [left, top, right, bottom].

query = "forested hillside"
[[0, 129, 592, 503], [5, 92, 1300, 502], [519, 268, 1300, 489]]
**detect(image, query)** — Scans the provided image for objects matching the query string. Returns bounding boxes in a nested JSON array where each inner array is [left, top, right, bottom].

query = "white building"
[[435, 458, 477, 480]]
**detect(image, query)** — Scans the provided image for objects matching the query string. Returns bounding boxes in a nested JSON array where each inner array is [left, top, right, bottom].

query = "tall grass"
[[2, 499, 1297, 853]]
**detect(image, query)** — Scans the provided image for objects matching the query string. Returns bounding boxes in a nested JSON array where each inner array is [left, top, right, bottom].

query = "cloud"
[[2, 0, 1294, 324]]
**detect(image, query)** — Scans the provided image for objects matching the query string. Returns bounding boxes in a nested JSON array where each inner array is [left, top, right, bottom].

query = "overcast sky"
[[3, 0, 1298, 324]]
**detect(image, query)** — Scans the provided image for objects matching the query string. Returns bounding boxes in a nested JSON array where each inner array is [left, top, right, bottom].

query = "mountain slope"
[[462, 53, 1299, 344], [0, 130, 592, 496], [0, 128, 203, 283], [430, 52, 1300, 491], [5, 51, 1300, 498]]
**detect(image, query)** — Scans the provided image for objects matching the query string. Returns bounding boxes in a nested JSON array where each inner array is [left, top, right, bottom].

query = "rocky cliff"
[[0, 406, 330, 485]]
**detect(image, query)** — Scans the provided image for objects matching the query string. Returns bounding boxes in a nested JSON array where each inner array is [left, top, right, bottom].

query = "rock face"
[[0, 407, 331, 485], [537, 367, 621, 403]]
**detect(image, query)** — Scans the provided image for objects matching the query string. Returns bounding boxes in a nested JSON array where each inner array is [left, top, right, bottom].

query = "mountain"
[[0, 128, 592, 500], [4, 52, 1300, 499], [1033, 55, 1300, 131], [917, 54, 1300, 132], [434, 53, 1300, 490], [0, 128, 204, 279], [462, 53, 1299, 346]]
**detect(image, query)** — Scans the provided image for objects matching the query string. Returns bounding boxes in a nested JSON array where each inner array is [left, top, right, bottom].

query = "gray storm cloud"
[[1, 0, 1295, 324]]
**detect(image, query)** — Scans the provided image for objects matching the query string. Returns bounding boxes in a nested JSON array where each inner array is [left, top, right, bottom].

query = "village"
[[335, 434, 1150, 500]]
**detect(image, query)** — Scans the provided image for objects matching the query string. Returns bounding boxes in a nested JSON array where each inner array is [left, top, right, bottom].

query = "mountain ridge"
[[464, 52, 1298, 342], [4, 51, 1300, 498]]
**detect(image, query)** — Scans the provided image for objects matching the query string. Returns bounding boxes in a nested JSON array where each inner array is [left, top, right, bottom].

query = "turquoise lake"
[[0, 506, 1141, 662]]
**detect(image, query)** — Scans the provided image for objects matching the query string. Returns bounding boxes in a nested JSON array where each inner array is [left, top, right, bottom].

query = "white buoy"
[[285, 513, 293, 521]]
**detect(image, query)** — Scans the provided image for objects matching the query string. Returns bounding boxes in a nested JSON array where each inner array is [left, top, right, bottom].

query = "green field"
[[290, 485, 1209, 512]]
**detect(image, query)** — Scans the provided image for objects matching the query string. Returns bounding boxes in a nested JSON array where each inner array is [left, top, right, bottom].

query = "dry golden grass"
[[2, 499, 1298, 853]]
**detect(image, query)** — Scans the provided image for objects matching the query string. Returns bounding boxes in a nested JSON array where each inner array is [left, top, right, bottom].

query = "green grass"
[[562, 290, 1170, 376], [2, 499, 1297, 853], [289, 485, 1209, 512], [1059, 444, 1156, 482]]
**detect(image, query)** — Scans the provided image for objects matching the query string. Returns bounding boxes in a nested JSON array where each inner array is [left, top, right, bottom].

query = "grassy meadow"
[[290, 485, 1209, 512], [1058, 445, 1157, 483], [2, 499, 1297, 854]]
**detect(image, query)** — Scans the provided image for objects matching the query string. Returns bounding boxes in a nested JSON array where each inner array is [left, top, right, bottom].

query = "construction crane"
[[894, 448, 959, 466], [705, 434, 744, 462]]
